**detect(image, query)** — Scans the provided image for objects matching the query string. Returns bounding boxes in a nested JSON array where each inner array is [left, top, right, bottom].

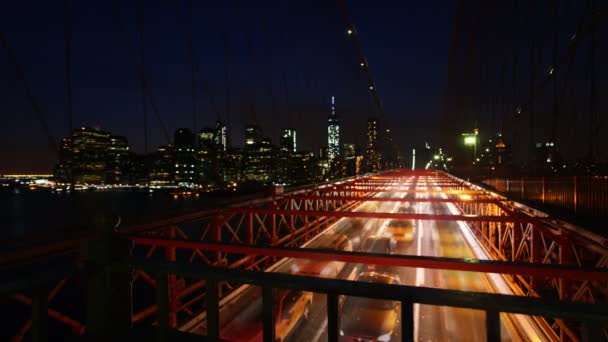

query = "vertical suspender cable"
[[64, 0, 74, 135], [0, 32, 58, 154], [111, 0, 171, 145], [550, 0, 559, 144], [588, 0, 597, 161], [139, 0, 148, 153], [337, 0, 384, 119]]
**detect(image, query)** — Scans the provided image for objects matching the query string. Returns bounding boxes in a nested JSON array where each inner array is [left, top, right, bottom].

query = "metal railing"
[[120, 257, 608, 342], [483, 176, 608, 217], [3, 246, 607, 341]]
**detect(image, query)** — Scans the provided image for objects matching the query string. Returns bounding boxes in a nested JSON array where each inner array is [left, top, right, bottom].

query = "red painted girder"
[[286, 195, 504, 204], [124, 208, 221, 234], [220, 208, 545, 224], [127, 237, 608, 282], [331, 188, 484, 194], [0, 235, 93, 266], [12, 294, 86, 334]]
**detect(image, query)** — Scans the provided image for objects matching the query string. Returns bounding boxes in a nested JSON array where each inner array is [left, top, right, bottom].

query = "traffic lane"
[[286, 189, 410, 341], [419, 184, 514, 341], [289, 186, 413, 342], [214, 183, 408, 340], [405, 194, 450, 341], [412, 182, 487, 341], [381, 182, 496, 341]]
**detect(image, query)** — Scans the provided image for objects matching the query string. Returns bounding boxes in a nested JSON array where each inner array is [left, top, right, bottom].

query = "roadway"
[[184, 176, 542, 341]]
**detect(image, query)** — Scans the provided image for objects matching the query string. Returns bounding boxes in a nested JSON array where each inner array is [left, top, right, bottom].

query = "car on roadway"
[[396, 204, 415, 214], [274, 290, 314, 342], [360, 235, 396, 273], [385, 219, 416, 243], [361, 235, 396, 254], [343, 219, 372, 250], [291, 233, 352, 278], [220, 289, 313, 342], [340, 272, 402, 342]]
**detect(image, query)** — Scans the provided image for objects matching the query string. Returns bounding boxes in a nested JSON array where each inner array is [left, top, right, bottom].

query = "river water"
[[1, 189, 222, 240]]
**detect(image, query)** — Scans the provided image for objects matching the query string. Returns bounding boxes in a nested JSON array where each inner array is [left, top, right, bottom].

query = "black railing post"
[[400, 300, 414, 342], [262, 287, 275, 342], [155, 272, 169, 342], [31, 286, 48, 342], [485, 309, 500, 342], [582, 319, 602, 342], [327, 293, 339, 342], [206, 279, 219, 342], [82, 217, 132, 341]]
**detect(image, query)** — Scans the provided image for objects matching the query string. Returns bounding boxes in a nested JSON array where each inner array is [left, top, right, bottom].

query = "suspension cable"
[[0, 32, 58, 154]]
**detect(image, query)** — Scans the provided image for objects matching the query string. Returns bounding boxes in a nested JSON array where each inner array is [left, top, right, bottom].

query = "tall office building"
[[243, 124, 273, 183], [366, 118, 381, 172], [198, 127, 215, 151], [281, 128, 297, 152], [54, 127, 133, 184], [197, 127, 218, 186], [245, 123, 263, 146], [106, 135, 130, 184], [382, 128, 399, 170], [214, 120, 228, 152], [327, 96, 340, 161], [174, 128, 196, 186], [149, 144, 174, 186], [343, 143, 358, 177]]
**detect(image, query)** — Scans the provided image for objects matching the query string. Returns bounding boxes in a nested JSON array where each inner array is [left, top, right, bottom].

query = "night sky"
[[0, 1, 454, 173]]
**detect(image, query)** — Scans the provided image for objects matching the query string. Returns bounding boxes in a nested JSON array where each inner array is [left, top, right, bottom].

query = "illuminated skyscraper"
[[214, 120, 228, 152], [174, 128, 196, 186], [243, 124, 272, 183], [54, 127, 131, 184], [281, 128, 297, 152], [366, 118, 381, 172], [327, 96, 340, 161]]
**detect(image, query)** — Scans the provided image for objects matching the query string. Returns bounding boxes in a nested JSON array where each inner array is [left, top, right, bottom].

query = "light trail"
[[183, 176, 550, 341]]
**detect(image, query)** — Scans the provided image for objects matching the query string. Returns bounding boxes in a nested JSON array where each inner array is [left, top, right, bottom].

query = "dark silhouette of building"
[[149, 145, 174, 186], [327, 96, 340, 162], [197, 127, 219, 186], [214, 120, 228, 153], [365, 118, 381, 172], [242, 124, 273, 183], [174, 128, 196, 186], [54, 127, 131, 185]]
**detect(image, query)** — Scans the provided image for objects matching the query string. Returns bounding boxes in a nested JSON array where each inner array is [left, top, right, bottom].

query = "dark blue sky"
[[0, 1, 454, 173]]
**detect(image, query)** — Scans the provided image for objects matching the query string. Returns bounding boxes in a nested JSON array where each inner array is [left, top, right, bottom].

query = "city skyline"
[[0, 1, 454, 173], [49, 104, 399, 187]]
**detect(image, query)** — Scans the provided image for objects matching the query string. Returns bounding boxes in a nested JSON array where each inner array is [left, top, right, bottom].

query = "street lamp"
[[462, 131, 478, 162]]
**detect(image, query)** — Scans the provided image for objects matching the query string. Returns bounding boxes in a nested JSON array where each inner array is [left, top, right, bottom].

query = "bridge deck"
[[180, 175, 544, 341]]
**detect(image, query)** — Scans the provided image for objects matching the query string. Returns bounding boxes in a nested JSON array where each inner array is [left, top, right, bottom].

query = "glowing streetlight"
[[459, 194, 473, 201], [462, 130, 479, 161]]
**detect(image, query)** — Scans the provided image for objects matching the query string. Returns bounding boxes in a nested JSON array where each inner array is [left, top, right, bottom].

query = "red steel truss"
[[3, 170, 607, 341], [121, 170, 607, 340]]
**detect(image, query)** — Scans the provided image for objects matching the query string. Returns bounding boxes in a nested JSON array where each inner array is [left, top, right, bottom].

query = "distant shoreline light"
[[0, 174, 54, 178]]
